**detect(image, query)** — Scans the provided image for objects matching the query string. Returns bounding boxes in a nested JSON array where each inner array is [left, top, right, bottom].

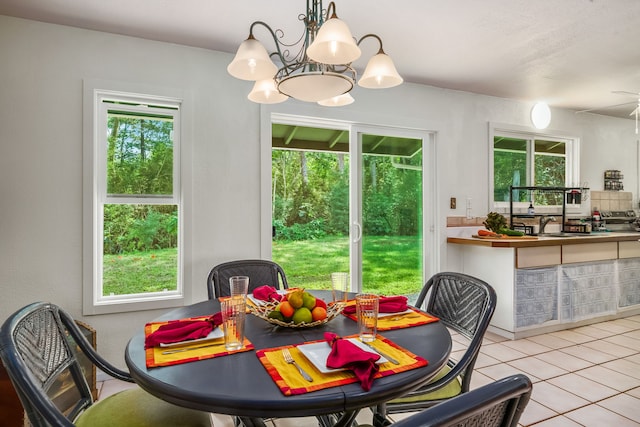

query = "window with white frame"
[[84, 86, 184, 314], [490, 125, 579, 210]]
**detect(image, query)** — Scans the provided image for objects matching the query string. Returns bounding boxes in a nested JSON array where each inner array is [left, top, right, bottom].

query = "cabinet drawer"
[[619, 240, 640, 259], [516, 246, 561, 268], [562, 242, 618, 264]]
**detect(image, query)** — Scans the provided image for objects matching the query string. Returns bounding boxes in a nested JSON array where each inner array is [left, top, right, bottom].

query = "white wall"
[[1, 15, 635, 366]]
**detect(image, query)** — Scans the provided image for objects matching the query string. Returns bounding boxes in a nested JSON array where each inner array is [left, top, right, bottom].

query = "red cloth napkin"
[[343, 295, 408, 315], [324, 332, 380, 391], [252, 285, 283, 302], [144, 313, 223, 349]]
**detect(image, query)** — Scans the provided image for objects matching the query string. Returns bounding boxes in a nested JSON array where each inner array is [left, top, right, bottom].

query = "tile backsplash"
[[590, 191, 633, 211]]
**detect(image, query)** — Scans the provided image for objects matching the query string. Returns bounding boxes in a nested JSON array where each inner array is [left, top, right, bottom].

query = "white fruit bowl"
[[249, 301, 346, 328]]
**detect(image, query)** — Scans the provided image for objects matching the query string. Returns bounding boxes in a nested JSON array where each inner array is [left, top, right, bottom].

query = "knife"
[[161, 341, 225, 355], [361, 341, 400, 365]]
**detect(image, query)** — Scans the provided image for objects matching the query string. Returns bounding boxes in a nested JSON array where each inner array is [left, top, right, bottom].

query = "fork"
[[282, 348, 313, 382]]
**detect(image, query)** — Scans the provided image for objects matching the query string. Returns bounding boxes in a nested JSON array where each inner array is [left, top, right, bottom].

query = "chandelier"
[[227, 0, 403, 106]]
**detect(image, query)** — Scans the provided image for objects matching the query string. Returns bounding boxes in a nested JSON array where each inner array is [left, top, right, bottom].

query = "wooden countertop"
[[447, 232, 640, 248]]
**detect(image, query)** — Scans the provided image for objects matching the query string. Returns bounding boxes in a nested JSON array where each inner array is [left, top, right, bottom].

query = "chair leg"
[[372, 404, 391, 427]]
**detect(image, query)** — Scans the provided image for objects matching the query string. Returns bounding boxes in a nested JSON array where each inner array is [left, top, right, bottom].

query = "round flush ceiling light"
[[531, 102, 551, 129]]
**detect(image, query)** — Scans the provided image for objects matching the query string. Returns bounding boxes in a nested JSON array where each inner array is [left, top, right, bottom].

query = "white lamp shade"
[[227, 38, 277, 81], [531, 102, 551, 129], [317, 93, 355, 107], [306, 18, 361, 65], [358, 53, 403, 89], [248, 79, 288, 104]]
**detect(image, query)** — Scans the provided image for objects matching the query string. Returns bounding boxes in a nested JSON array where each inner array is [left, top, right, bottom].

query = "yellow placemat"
[[256, 335, 428, 396], [145, 317, 254, 368], [342, 301, 439, 330]]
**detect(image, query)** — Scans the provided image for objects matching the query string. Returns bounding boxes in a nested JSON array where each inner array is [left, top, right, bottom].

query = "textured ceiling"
[[2, 0, 640, 119]]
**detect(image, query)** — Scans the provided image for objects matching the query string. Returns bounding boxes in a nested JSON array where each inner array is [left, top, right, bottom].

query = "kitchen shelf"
[[604, 170, 623, 191]]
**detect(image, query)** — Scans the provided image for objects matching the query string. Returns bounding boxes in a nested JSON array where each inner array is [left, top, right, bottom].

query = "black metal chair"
[[0, 302, 212, 427], [373, 272, 497, 426], [207, 259, 289, 299], [390, 374, 532, 427]]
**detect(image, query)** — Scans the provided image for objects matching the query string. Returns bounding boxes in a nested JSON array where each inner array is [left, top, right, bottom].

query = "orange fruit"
[[311, 306, 327, 322], [279, 301, 295, 318]]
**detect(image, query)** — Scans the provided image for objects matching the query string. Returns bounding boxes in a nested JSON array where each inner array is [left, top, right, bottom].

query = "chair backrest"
[[206, 259, 289, 299], [391, 374, 532, 427], [416, 272, 497, 393], [0, 302, 131, 427]]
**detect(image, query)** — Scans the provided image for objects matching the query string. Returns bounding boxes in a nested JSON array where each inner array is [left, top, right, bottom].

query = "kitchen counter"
[[447, 231, 640, 248], [447, 232, 640, 339]]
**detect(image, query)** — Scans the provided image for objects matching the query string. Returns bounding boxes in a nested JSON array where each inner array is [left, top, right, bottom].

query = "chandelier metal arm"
[[357, 33, 385, 55], [248, 21, 290, 66]]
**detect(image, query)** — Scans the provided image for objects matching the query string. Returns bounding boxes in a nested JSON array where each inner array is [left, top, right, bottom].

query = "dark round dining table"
[[125, 291, 452, 426]]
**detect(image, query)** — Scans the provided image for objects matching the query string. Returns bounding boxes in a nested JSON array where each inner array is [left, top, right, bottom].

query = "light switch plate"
[[450, 197, 456, 209]]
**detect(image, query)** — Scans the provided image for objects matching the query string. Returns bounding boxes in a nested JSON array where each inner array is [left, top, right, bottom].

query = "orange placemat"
[[145, 317, 254, 368], [256, 335, 428, 396], [342, 301, 439, 330]]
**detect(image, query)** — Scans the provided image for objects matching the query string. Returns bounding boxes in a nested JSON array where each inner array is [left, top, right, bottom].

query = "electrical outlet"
[[450, 197, 456, 209]]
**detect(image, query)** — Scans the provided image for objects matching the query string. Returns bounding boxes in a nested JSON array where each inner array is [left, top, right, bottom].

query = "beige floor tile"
[[501, 338, 553, 355], [598, 394, 640, 423], [508, 356, 569, 381], [628, 387, 640, 399], [519, 399, 558, 426], [581, 339, 638, 358], [526, 334, 576, 350], [590, 320, 637, 334], [625, 329, 640, 340], [570, 325, 615, 339], [484, 331, 509, 343], [565, 404, 640, 427], [474, 351, 501, 369], [469, 371, 494, 389], [603, 334, 640, 351], [478, 363, 540, 383], [559, 344, 619, 364], [210, 414, 237, 427], [547, 373, 619, 401], [481, 342, 528, 362], [530, 415, 583, 426], [530, 382, 590, 413], [602, 358, 640, 380], [609, 318, 640, 330], [625, 353, 640, 365], [534, 350, 593, 372], [548, 330, 595, 344], [576, 365, 640, 392]]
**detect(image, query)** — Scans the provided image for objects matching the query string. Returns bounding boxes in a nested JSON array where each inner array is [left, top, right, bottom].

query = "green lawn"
[[103, 248, 177, 295], [103, 236, 423, 297], [273, 235, 422, 296]]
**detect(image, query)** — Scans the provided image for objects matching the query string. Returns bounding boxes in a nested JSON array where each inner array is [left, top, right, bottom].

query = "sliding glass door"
[[271, 120, 431, 300]]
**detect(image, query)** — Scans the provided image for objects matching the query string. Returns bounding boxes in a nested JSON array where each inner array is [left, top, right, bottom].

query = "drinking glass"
[[229, 276, 249, 299], [221, 296, 246, 351], [355, 293, 379, 342], [331, 272, 349, 303]]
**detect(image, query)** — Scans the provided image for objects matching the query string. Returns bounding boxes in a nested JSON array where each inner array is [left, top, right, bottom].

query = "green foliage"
[[272, 148, 422, 238], [273, 219, 326, 241], [103, 205, 177, 254], [107, 116, 174, 195]]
